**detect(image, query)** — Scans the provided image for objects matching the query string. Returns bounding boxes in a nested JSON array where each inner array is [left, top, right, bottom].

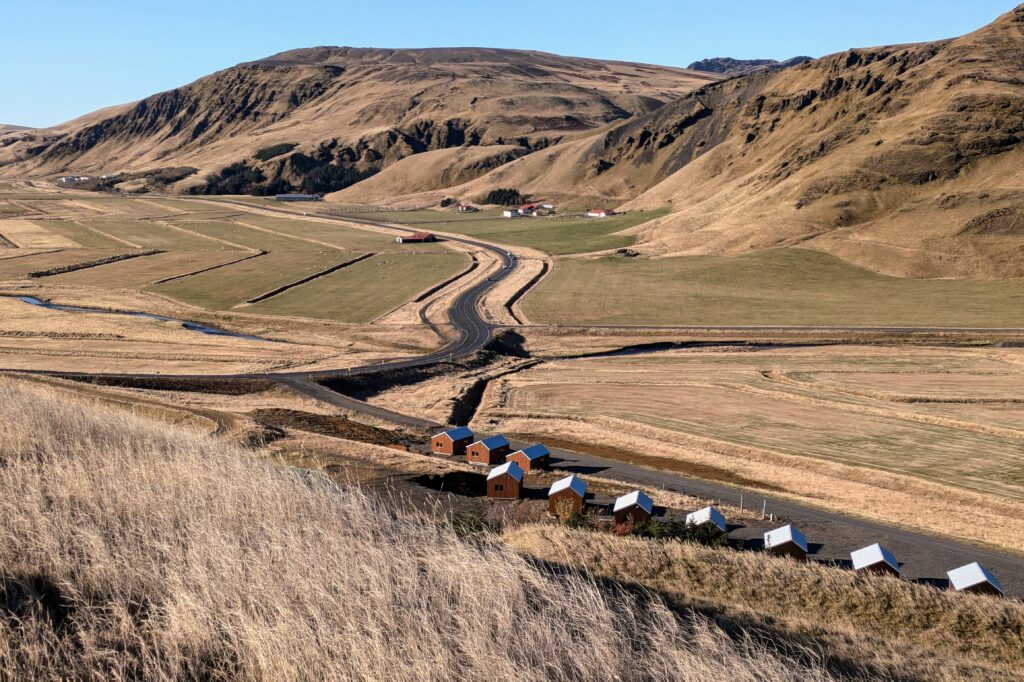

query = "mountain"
[[687, 56, 813, 76], [0, 48, 716, 193], [414, 4, 1024, 278], [0, 124, 31, 134]]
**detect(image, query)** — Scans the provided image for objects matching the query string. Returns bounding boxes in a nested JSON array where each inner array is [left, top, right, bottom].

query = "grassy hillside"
[[0, 379, 829, 680]]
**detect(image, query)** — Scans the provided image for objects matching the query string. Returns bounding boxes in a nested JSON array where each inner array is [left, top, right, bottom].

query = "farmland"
[[329, 206, 668, 255], [522, 249, 1024, 326], [475, 344, 1024, 552]]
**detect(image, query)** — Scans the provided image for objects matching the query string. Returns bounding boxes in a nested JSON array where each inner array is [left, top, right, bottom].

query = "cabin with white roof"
[[763, 524, 808, 560], [430, 426, 475, 457], [851, 543, 900, 577], [613, 490, 653, 525], [947, 562, 1004, 596], [506, 443, 551, 472], [586, 208, 613, 218], [466, 434, 511, 465], [685, 506, 727, 534], [548, 474, 586, 515], [486, 462, 524, 500]]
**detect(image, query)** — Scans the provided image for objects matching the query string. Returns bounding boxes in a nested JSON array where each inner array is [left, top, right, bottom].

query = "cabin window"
[[495, 484, 504, 491]]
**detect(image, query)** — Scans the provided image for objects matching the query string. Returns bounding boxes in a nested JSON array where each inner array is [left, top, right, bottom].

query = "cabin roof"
[[549, 474, 586, 497], [763, 524, 808, 552], [851, 543, 900, 572], [473, 434, 510, 450], [613, 490, 653, 514], [514, 443, 550, 460], [685, 505, 727, 532], [435, 426, 473, 441], [947, 562, 1003, 594], [487, 461, 524, 482]]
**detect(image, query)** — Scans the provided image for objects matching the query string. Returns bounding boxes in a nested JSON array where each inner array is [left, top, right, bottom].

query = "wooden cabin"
[[763, 524, 809, 561], [612, 490, 653, 525], [486, 462, 524, 500], [548, 474, 586, 515], [505, 443, 551, 472], [466, 434, 511, 465], [430, 426, 475, 457], [851, 543, 900, 577]]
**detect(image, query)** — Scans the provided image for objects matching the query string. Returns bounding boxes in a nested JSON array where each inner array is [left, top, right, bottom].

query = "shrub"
[[483, 188, 526, 205], [630, 519, 734, 548], [253, 142, 298, 162]]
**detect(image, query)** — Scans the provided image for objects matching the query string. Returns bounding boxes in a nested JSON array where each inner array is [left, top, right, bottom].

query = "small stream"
[[9, 295, 268, 341]]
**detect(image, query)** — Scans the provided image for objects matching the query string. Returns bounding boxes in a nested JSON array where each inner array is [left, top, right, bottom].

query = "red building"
[[486, 462, 524, 499], [505, 443, 551, 472], [466, 434, 511, 465], [430, 426, 474, 457]]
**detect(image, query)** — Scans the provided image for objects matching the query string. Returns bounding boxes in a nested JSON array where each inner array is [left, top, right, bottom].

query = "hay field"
[[333, 207, 668, 255], [523, 249, 1024, 326], [479, 344, 1024, 551], [248, 252, 469, 322], [0, 379, 831, 680], [0, 191, 477, 327]]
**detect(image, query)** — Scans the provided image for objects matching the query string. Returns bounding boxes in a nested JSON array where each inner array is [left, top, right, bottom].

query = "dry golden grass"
[[505, 525, 1024, 680], [0, 379, 838, 680]]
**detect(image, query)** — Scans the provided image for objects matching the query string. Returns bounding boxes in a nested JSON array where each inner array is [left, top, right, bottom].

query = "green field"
[[31, 220, 132, 249], [237, 214, 396, 251], [49, 251, 243, 288], [247, 252, 469, 322], [523, 248, 1024, 326], [333, 208, 667, 255], [149, 252, 353, 309], [0, 249, 126, 279]]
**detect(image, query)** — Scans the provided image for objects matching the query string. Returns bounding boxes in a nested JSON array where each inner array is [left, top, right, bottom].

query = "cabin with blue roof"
[[431, 426, 475, 457], [466, 434, 511, 465], [506, 443, 551, 472]]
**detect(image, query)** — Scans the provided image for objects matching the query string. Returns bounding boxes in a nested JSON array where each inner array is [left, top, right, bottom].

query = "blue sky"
[[2, 0, 1018, 127]]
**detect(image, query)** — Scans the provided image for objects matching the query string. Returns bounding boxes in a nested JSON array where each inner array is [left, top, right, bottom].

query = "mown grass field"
[[332, 207, 668, 255], [248, 252, 469, 322], [0, 191, 472, 324], [523, 248, 1024, 326], [149, 252, 353, 310]]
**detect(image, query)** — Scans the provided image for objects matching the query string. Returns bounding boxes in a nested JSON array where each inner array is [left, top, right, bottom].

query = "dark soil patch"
[[513, 434, 786, 493], [60, 375, 274, 395], [250, 408, 407, 447], [412, 471, 487, 496]]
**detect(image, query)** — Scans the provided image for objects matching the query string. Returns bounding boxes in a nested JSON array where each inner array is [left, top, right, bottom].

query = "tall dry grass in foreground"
[[506, 525, 1024, 680], [0, 380, 832, 681]]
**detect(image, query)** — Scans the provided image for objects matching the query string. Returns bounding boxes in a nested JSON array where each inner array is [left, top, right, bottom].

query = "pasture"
[[522, 249, 1024, 326], [247, 252, 469, 322], [331, 207, 667, 254], [0, 190, 473, 325]]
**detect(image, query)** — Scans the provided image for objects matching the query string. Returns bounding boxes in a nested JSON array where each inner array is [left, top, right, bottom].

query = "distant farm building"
[[466, 434, 511, 465], [275, 193, 322, 202], [947, 562, 1004, 596], [548, 474, 586, 515], [851, 543, 900, 577], [501, 209, 520, 218], [486, 462, 524, 499], [586, 209, 614, 218], [613, 490, 653, 525], [763, 524, 808, 560], [396, 231, 437, 243], [457, 203, 479, 213], [431, 426, 475, 457], [506, 443, 551, 472], [685, 506, 727, 534]]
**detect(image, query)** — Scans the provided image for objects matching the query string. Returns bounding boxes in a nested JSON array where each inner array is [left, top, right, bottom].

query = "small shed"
[[763, 524, 808, 560], [851, 543, 900, 577], [586, 209, 613, 218], [501, 209, 520, 218], [457, 203, 479, 213], [466, 434, 511, 465], [431, 426, 475, 457], [613, 490, 653, 525], [947, 562, 1004, 596], [275, 193, 321, 202], [506, 443, 551, 472], [486, 462, 524, 499], [548, 474, 586, 515], [685, 506, 727, 534], [397, 231, 437, 243]]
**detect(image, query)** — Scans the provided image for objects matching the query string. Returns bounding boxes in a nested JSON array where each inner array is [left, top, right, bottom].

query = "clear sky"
[[2, 0, 1019, 128]]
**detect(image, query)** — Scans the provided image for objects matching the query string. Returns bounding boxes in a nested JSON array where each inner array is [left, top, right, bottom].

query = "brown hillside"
[[0, 48, 715, 190], [439, 6, 1024, 277]]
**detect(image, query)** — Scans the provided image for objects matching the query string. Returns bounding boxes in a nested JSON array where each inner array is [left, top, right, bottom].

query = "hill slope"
[[687, 56, 813, 75], [0, 379, 828, 679], [443, 5, 1024, 277], [0, 48, 715, 194]]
